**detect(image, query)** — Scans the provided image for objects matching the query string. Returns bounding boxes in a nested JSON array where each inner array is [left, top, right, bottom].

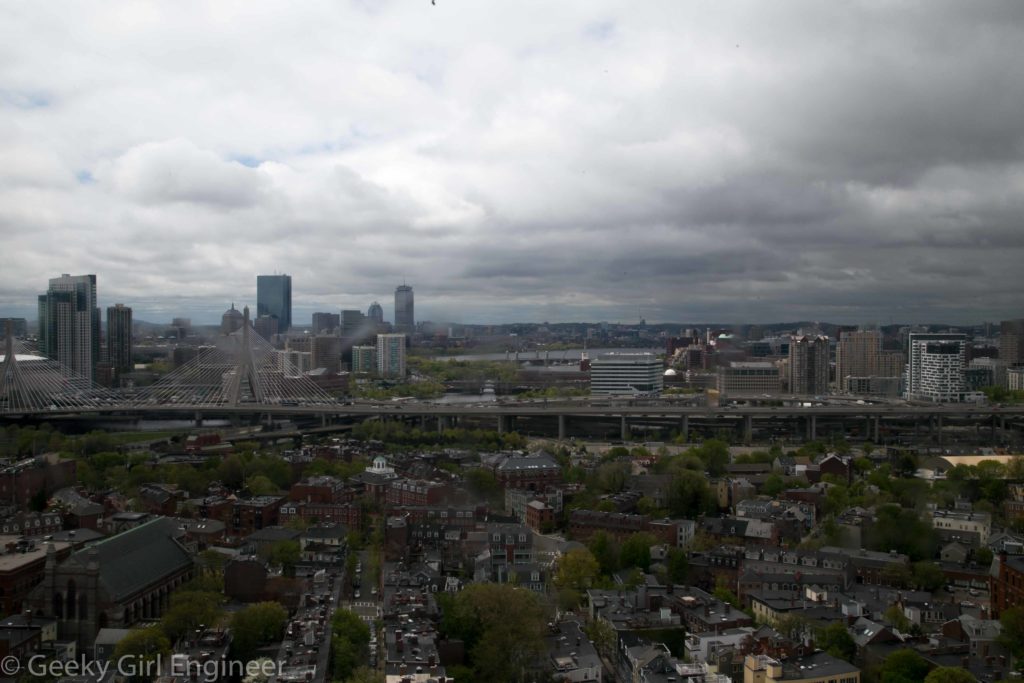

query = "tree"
[[268, 540, 301, 577], [816, 622, 856, 662], [160, 589, 225, 643], [693, 439, 730, 477], [620, 532, 656, 572], [330, 609, 371, 681], [245, 474, 277, 496], [554, 548, 600, 591], [998, 606, 1024, 660], [465, 468, 502, 504], [865, 505, 938, 561], [667, 470, 715, 518], [879, 649, 929, 683], [230, 602, 288, 663], [852, 456, 874, 476], [912, 561, 946, 592], [584, 618, 616, 658], [665, 547, 690, 584], [113, 626, 171, 682], [438, 583, 546, 683], [345, 667, 384, 683], [713, 586, 740, 609], [593, 461, 630, 493], [762, 473, 786, 497], [923, 668, 977, 683], [883, 604, 911, 633], [587, 531, 620, 575]]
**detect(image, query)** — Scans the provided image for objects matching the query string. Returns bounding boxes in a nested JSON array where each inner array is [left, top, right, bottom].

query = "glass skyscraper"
[[107, 303, 133, 381], [38, 273, 100, 380], [256, 274, 292, 333], [394, 284, 414, 334]]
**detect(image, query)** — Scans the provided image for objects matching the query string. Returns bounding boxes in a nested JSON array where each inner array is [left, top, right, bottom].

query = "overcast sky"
[[2, 1, 1023, 326]]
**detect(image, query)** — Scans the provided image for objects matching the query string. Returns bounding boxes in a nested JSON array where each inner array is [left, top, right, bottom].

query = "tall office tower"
[[394, 284, 414, 334], [1000, 319, 1024, 366], [0, 319, 28, 338], [377, 333, 406, 377], [253, 314, 279, 340], [256, 274, 292, 332], [835, 330, 882, 390], [38, 274, 100, 380], [106, 304, 133, 381], [879, 351, 906, 378], [788, 335, 830, 395], [341, 309, 367, 337], [312, 312, 340, 334], [905, 332, 968, 402], [367, 301, 384, 326], [311, 335, 342, 374]]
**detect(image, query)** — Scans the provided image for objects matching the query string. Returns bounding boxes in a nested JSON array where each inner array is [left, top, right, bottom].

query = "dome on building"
[[221, 304, 244, 335], [664, 368, 677, 376], [369, 456, 394, 474]]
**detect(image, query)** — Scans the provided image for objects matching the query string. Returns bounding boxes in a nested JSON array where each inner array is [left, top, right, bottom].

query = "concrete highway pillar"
[[873, 417, 880, 443], [936, 415, 944, 447], [621, 416, 629, 441], [420, 415, 427, 429], [321, 413, 327, 427], [865, 417, 871, 440], [680, 414, 689, 442], [807, 415, 817, 441], [497, 415, 506, 434], [194, 411, 203, 427], [558, 414, 567, 440], [743, 415, 753, 444], [437, 416, 446, 433]]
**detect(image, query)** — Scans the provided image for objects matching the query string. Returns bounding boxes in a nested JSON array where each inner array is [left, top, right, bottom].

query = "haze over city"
[[3, 1, 1024, 324]]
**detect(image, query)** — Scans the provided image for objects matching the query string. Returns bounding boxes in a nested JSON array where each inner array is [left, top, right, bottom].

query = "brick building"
[[0, 455, 77, 507], [278, 501, 362, 529], [386, 479, 451, 507], [289, 476, 347, 504], [992, 552, 1024, 618], [0, 538, 72, 616], [493, 453, 562, 491]]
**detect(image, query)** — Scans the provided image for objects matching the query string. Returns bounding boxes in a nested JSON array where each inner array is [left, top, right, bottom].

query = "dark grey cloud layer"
[[1, 1, 1023, 325]]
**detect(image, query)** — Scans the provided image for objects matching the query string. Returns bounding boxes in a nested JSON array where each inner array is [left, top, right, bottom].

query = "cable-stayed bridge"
[[1, 316, 335, 416]]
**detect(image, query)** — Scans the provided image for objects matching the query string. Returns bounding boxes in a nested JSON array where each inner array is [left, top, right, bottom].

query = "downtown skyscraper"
[[394, 284, 414, 335], [38, 274, 100, 380], [256, 274, 292, 333], [106, 303, 133, 382], [788, 335, 830, 396]]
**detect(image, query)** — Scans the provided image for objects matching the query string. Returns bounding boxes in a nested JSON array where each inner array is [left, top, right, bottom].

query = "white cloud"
[[0, 0, 1022, 324]]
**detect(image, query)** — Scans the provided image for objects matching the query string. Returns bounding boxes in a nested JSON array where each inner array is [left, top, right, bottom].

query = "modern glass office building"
[[256, 274, 292, 333]]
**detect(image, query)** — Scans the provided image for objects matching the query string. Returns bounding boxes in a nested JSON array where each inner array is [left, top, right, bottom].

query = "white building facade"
[[590, 353, 664, 395]]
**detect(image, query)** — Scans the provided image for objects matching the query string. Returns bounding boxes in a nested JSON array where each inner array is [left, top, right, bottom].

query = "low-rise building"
[[742, 652, 860, 683], [931, 509, 991, 547]]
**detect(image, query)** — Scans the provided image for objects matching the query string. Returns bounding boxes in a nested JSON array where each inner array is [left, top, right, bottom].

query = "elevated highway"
[[5, 400, 1023, 445]]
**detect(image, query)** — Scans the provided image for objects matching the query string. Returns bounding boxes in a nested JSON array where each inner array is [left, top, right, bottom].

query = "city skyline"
[[2, 3, 1024, 324]]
